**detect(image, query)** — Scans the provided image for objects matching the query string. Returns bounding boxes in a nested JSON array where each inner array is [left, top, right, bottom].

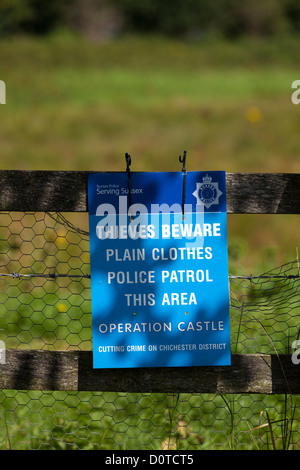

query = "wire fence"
[[0, 211, 299, 450]]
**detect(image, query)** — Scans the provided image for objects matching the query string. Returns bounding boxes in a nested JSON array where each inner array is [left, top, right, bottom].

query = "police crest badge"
[[192, 174, 223, 209]]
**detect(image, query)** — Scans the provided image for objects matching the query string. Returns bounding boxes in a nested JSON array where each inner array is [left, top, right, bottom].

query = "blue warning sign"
[[88, 171, 231, 368]]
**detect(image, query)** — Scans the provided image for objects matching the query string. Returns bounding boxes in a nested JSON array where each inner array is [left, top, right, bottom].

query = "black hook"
[[125, 152, 132, 220], [179, 150, 187, 174], [179, 150, 187, 220], [125, 152, 131, 173]]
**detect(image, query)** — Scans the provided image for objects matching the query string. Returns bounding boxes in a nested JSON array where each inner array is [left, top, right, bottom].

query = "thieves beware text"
[[88, 171, 231, 368]]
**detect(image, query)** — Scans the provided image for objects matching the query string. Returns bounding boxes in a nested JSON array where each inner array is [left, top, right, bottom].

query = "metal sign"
[[88, 171, 231, 368]]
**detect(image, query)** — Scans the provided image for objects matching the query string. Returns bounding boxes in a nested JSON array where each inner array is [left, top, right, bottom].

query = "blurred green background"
[[0, 1, 300, 451], [0, 0, 299, 271]]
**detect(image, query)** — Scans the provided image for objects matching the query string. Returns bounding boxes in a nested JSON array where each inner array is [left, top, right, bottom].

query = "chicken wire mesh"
[[0, 211, 299, 450]]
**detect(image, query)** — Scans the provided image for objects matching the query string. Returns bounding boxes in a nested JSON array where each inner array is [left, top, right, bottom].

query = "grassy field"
[[0, 33, 299, 271], [0, 34, 299, 169]]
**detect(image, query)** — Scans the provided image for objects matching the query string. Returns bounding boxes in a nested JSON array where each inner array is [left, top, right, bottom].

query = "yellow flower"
[[55, 230, 67, 247], [245, 106, 263, 123], [56, 303, 67, 313], [161, 438, 177, 450]]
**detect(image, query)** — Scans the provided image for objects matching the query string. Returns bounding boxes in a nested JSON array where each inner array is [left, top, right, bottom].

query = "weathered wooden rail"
[[0, 171, 299, 394], [0, 350, 299, 394], [0, 171, 299, 213]]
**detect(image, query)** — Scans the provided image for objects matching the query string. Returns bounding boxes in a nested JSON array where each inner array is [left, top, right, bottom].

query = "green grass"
[[1, 390, 299, 450], [1, 34, 299, 172], [1, 33, 299, 179]]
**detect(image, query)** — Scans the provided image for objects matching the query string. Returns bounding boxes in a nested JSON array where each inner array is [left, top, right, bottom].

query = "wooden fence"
[[0, 171, 299, 395]]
